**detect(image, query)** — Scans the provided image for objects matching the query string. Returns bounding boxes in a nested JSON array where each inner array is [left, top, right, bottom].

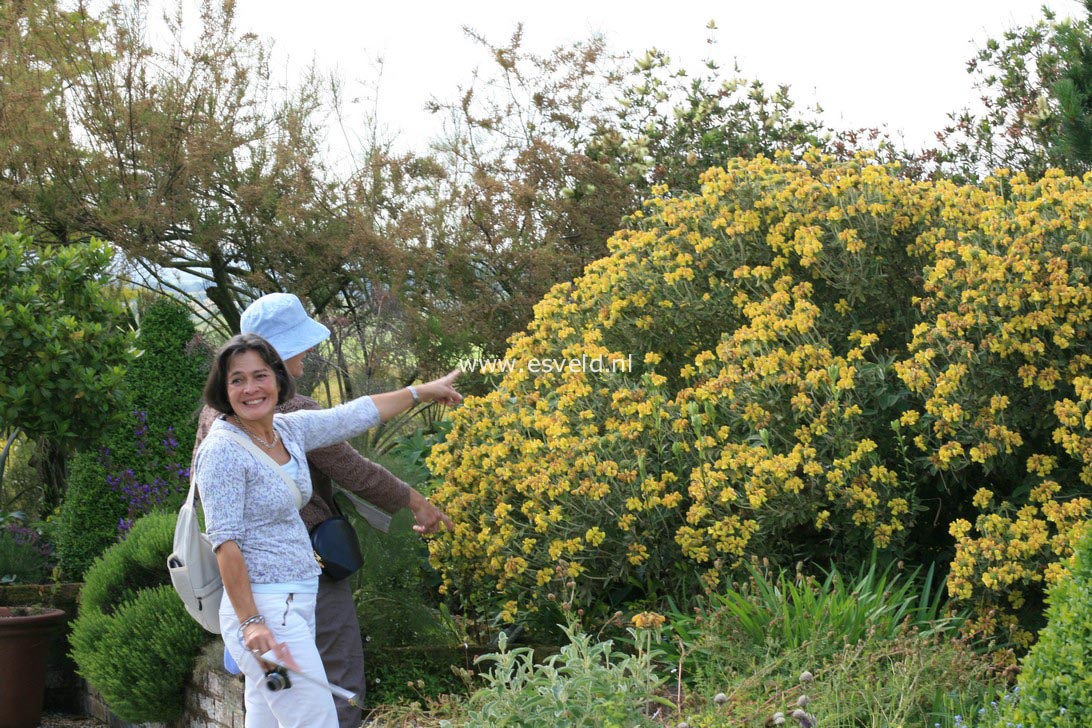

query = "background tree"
[[933, 3, 1092, 180], [417, 25, 849, 379], [0, 1, 397, 336], [589, 23, 830, 197], [411, 28, 633, 373], [0, 230, 135, 510], [0, 1, 889, 390]]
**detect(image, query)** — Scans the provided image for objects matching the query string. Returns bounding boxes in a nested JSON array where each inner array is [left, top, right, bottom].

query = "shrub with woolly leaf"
[[456, 619, 669, 727]]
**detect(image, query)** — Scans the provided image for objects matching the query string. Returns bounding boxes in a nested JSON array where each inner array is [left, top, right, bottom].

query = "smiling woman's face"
[[226, 350, 278, 421]]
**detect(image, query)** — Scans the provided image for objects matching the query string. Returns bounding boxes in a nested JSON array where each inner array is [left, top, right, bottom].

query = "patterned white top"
[[193, 396, 381, 584]]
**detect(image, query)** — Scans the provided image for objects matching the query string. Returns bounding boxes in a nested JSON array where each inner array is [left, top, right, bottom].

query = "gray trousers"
[[315, 575, 365, 728]]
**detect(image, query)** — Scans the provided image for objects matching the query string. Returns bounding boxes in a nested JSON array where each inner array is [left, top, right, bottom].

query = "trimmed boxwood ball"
[[71, 585, 206, 723], [78, 510, 177, 616], [70, 512, 210, 723], [999, 526, 1092, 726]]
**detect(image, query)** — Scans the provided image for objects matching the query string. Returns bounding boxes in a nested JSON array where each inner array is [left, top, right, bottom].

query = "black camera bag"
[[309, 514, 363, 581]]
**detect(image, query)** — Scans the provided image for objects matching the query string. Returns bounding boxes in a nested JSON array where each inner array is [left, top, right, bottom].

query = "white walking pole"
[[260, 650, 362, 708]]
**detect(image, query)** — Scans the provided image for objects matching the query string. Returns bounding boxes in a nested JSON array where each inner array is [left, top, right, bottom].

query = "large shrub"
[[429, 153, 944, 622], [427, 154, 1091, 639], [0, 230, 133, 441], [56, 297, 204, 577], [70, 511, 208, 722]]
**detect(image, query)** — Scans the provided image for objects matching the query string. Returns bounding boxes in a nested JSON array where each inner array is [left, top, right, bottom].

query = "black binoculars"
[[264, 665, 292, 692]]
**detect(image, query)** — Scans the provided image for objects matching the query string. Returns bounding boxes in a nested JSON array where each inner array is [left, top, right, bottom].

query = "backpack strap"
[[222, 430, 304, 510], [183, 464, 200, 509]]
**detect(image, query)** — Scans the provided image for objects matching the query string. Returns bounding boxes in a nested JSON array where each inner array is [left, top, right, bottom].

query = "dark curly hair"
[[203, 333, 295, 415]]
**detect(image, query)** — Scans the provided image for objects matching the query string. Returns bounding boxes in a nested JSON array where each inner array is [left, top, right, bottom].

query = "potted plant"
[[0, 604, 67, 728], [1, 510, 84, 723]]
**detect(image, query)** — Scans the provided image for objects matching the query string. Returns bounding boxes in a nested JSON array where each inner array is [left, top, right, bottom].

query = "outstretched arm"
[[284, 371, 463, 453], [369, 370, 463, 422], [289, 396, 454, 534]]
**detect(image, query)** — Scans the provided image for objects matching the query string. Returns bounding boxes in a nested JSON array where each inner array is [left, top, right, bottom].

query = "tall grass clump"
[[667, 557, 995, 727]]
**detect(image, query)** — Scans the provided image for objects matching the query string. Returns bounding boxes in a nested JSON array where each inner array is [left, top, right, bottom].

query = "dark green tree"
[[127, 298, 206, 450], [0, 230, 135, 509], [56, 296, 206, 578], [934, 4, 1092, 179], [1050, 1, 1092, 168]]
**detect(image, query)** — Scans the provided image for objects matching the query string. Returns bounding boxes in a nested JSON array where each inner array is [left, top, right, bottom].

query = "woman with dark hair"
[[194, 333, 460, 727], [195, 292, 453, 728]]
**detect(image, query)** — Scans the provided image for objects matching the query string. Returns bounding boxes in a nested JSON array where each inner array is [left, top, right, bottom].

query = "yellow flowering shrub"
[[428, 155, 1091, 639], [895, 169, 1092, 648], [430, 153, 938, 621]]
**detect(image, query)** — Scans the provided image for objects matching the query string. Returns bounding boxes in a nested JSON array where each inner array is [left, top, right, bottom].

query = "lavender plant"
[[101, 411, 190, 536]]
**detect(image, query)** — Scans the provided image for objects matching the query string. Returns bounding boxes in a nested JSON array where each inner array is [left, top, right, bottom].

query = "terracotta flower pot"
[[0, 606, 67, 728]]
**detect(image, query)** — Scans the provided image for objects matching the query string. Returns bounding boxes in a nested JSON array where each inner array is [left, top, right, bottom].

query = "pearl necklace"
[[233, 416, 279, 450]]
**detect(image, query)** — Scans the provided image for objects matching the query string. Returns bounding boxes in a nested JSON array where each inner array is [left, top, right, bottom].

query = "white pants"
[[220, 591, 339, 728]]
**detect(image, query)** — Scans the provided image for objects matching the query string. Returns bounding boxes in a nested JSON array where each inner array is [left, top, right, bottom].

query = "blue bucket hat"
[[240, 293, 331, 361]]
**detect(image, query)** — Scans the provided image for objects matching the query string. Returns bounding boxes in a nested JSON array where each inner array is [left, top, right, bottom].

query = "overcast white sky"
[[208, 0, 1078, 157]]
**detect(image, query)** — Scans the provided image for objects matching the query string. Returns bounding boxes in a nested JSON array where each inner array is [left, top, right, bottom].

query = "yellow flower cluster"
[[673, 275, 913, 588], [427, 155, 1092, 637], [894, 168, 1092, 646], [946, 489, 1091, 649], [630, 611, 666, 629]]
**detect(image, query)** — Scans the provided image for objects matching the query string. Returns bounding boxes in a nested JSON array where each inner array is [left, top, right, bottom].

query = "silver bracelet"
[[237, 613, 265, 643], [408, 385, 421, 406]]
